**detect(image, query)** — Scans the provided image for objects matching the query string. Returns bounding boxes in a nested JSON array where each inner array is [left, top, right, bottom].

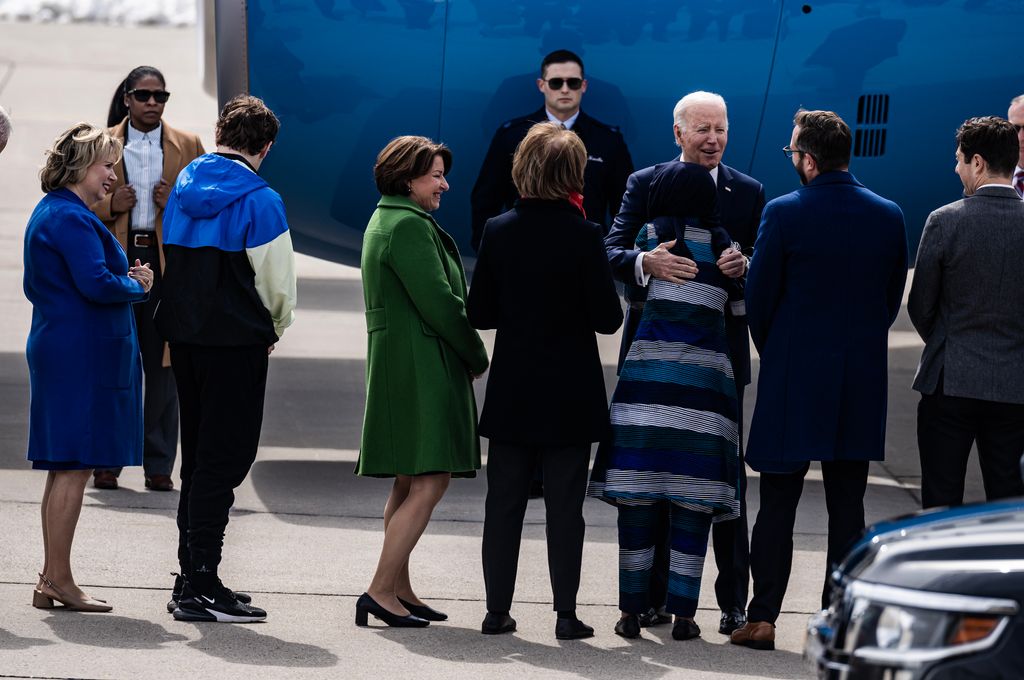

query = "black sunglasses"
[[127, 88, 171, 104], [544, 77, 583, 91], [1014, 124, 1024, 133]]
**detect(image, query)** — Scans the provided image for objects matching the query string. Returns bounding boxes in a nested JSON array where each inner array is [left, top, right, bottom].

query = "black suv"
[[805, 498, 1024, 679]]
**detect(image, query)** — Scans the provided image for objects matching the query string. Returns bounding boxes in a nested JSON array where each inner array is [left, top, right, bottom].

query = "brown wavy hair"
[[215, 95, 280, 155]]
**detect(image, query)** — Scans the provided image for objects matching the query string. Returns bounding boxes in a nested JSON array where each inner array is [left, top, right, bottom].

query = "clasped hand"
[[644, 241, 747, 282], [128, 259, 153, 293]]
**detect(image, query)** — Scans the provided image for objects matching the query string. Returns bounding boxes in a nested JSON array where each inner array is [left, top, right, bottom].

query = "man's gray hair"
[[0, 105, 11, 149], [673, 91, 728, 131]]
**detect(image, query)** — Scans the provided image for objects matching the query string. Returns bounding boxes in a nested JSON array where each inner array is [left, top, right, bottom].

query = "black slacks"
[[918, 387, 1024, 509], [100, 237, 179, 477], [649, 383, 750, 613], [171, 343, 268, 574], [747, 460, 868, 624], [482, 441, 591, 613]]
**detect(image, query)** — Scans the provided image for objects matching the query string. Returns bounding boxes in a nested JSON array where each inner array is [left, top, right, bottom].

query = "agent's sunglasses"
[[544, 77, 583, 91], [127, 89, 171, 104]]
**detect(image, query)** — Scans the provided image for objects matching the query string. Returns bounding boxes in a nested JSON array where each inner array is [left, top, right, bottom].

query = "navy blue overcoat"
[[745, 172, 908, 472], [24, 188, 147, 469]]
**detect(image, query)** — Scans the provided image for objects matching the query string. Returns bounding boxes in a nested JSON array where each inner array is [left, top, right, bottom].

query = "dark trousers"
[[746, 460, 868, 623], [482, 441, 591, 613], [649, 383, 750, 614], [100, 237, 179, 477], [171, 343, 268, 575], [918, 387, 1024, 508]]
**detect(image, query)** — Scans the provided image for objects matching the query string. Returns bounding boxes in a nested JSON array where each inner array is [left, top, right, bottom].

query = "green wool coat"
[[357, 195, 489, 477]]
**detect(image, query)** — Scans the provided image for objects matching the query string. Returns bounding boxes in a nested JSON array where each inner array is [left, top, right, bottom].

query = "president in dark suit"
[[470, 49, 633, 251], [731, 110, 908, 652], [604, 91, 765, 635], [909, 116, 1024, 508], [468, 123, 623, 641]]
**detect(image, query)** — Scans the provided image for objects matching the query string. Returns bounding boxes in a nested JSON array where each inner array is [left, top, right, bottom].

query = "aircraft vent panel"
[[854, 94, 889, 158]]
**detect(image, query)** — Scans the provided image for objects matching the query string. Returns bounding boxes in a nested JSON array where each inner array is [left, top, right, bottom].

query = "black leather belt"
[[132, 232, 155, 248]]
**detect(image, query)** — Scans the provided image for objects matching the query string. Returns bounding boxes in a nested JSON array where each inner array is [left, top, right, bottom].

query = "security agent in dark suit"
[[604, 91, 765, 636], [470, 49, 634, 251], [909, 116, 1024, 508]]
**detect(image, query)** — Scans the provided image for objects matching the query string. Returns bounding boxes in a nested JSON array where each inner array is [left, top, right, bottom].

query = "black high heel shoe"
[[355, 593, 429, 628], [398, 597, 447, 622]]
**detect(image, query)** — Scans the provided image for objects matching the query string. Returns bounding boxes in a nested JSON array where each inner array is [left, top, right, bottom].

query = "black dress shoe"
[[355, 593, 429, 628], [614, 614, 641, 639], [719, 608, 747, 635], [398, 597, 447, 621], [672, 618, 701, 641], [481, 612, 517, 635], [638, 607, 672, 627], [555, 617, 594, 640]]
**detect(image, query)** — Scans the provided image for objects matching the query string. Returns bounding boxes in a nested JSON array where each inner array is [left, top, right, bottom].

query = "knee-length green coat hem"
[[357, 195, 489, 478]]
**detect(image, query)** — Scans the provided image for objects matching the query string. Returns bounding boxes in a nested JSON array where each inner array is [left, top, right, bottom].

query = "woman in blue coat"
[[25, 123, 153, 612]]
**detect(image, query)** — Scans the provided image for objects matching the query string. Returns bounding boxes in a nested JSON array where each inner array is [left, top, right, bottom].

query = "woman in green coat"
[[356, 136, 489, 628]]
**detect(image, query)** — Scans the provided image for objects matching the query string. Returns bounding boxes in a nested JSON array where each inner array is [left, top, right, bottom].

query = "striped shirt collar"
[[127, 120, 162, 142]]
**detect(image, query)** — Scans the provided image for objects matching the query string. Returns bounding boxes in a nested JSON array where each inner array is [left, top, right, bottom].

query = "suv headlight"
[[842, 581, 1017, 667]]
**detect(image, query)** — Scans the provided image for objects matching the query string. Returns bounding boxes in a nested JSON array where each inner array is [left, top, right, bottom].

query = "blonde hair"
[[511, 122, 586, 200], [39, 122, 122, 193]]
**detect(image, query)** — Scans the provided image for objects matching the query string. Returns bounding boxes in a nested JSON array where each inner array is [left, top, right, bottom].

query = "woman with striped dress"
[[589, 161, 740, 641]]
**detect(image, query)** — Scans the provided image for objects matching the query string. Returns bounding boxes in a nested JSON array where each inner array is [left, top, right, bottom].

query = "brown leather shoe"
[[729, 621, 776, 650], [93, 471, 118, 490], [145, 474, 174, 491]]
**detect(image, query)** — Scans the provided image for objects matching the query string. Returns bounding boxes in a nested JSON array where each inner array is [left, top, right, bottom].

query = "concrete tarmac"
[[0, 20, 990, 680]]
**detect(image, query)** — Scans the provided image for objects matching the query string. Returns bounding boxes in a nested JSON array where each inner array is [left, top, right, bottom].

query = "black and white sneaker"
[[173, 581, 267, 623], [166, 572, 253, 614]]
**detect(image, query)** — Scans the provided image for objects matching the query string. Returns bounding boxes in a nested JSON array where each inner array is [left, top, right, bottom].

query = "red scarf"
[[568, 191, 586, 218]]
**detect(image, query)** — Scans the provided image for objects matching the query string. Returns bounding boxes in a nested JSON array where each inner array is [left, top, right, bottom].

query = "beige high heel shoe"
[[33, 573, 112, 612]]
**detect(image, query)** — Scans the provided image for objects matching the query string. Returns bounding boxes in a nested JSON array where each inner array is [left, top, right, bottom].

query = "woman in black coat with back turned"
[[467, 122, 623, 640]]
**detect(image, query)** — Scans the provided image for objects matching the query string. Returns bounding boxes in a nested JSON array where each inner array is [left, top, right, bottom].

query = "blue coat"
[[745, 172, 907, 472], [24, 188, 147, 469]]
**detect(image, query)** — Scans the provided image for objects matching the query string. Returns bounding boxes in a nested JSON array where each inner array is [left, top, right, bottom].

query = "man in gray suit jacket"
[[909, 115, 1024, 508]]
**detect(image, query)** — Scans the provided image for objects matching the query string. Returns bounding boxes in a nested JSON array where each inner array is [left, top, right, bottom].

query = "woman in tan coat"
[[356, 136, 488, 628], [91, 66, 204, 495]]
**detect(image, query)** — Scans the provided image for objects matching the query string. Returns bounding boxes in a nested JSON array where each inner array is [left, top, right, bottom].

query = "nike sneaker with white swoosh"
[[172, 581, 267, 623]]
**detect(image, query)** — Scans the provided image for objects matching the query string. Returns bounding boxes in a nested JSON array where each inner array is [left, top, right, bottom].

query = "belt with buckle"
[[132, 232, 155, 248]]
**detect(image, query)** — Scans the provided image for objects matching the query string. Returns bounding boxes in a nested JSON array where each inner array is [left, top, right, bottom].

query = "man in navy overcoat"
[[730, 110, 908, 651]]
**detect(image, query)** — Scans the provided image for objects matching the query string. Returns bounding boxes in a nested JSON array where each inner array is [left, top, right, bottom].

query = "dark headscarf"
[[645, 161, 730, 259]]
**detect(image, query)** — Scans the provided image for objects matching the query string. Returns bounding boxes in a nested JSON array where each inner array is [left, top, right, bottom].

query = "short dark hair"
[[541, 50, 584, 79], [215, 95, 280, 155], [956, 116, 1019, 177], [793, 109, 851, 173], [374, 135, 452, 196]]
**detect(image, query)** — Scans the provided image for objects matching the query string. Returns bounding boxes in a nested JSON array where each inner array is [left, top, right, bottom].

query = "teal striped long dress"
[[589, 218, 740, 519]]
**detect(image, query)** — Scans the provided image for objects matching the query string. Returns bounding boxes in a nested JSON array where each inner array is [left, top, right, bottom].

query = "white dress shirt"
[[123, 122, 164, 231], [546, 109, 580, 129]]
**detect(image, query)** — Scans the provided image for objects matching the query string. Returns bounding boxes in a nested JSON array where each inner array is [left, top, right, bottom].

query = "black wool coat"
[[467, 199, 623, 446]]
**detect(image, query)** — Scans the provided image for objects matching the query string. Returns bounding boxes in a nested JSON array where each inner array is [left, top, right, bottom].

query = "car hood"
[[839, 499, 1024, 600]]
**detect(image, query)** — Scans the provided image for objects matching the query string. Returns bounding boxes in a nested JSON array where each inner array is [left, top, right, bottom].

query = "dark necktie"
[[1015, 169, 1024, 198]]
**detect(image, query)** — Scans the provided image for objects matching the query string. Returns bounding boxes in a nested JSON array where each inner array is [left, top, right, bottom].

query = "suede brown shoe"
[[93, 471, 118, 490], [145, 474, 174, 491], [729, 621, 775, 650]]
